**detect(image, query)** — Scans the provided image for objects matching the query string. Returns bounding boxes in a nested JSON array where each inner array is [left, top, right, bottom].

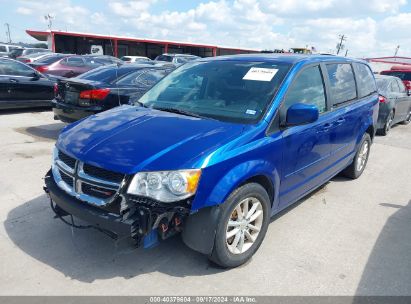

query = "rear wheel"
[[209, 183, 270, 268], [342, 133, 371, 179], [401, 109, 411, 125], [379, 110, 394, 136]]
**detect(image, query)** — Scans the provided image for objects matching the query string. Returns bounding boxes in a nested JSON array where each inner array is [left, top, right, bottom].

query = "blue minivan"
[[45, 54, 379, 268]]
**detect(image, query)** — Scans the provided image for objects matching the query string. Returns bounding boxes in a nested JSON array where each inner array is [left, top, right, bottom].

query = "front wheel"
[[342, 133, 371, 179], [209, 183, 270, 268]]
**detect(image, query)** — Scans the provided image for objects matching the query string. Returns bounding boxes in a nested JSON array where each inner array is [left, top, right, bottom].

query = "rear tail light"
[[17, 57, 30, 63], [79, 88, 111, 100], [53, 83, 58, 96], [378, 95, 387, 103], [403, 80, 411, 89], [36, 66, 49, 73]]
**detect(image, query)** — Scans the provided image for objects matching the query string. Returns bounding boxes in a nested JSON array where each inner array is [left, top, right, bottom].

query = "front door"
[[279, 65, 333, 208]]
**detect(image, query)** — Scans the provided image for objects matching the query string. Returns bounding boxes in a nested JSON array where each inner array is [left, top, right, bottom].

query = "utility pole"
[[44, 14, 54, 30], [5, 23, 11, 43], [394, 45, 400, 57], [336, 34, 347, 55]]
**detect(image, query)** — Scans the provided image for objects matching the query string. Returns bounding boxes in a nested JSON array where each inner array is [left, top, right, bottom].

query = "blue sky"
[[1, 0, 411, 57]]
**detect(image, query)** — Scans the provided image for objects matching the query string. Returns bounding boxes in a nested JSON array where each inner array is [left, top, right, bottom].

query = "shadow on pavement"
[[4, 194, 226, 283], [14, 123, 65, 142], [0, 108, 51, 115], [355, 200, 411, 295]]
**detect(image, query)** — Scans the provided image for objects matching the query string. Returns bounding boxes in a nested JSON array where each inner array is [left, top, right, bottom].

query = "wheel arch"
[[183, 164, 279, 255]]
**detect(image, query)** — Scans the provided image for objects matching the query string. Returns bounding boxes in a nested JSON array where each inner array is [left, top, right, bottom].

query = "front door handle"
[[9, 78, 19, 83], [317, 123, 332, 133], [335, 117, 345, 125]]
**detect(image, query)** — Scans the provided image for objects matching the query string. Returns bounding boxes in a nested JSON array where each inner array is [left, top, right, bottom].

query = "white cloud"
[[16, 7, 32, 15], [109, 0, 156, 17], [11, 0, 411, 57]]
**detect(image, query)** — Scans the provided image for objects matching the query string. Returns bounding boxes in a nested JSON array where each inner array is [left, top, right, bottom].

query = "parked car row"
[[0, 57, 55, 109], [53, 63, 175, 122], [0, 52, 202, 113]]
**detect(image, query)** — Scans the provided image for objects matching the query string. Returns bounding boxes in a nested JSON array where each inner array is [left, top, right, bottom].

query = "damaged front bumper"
[[44, 170, 190, 248]]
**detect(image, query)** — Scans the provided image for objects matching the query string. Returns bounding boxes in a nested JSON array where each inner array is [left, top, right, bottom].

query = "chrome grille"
[[83, 164, 124, 183], [58, 150, 76, 169], [51, 147, 125, 206]]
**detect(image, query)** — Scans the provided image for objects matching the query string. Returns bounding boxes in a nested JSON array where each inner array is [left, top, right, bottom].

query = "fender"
[[193, 159, 280, 211], [183, 161, 279, 255]]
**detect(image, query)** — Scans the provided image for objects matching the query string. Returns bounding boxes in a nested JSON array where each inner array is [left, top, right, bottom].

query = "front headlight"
[[127, 169, 201, 202]]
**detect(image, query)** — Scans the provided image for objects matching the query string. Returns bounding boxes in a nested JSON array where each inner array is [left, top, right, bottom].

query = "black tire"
[[378, 110, 394, 136], [208, 183, 270, 268], [401, 109, 411, 125], [342, 133, 371, 179]]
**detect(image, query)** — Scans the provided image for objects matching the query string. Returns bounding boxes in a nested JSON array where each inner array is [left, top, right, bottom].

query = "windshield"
[[121, 57, 131, 62], [138, 60, 291, 123]]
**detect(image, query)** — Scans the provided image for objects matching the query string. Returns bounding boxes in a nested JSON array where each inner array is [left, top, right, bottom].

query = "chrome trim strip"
[[56, 159, 75, 174], [52, 147, 125, 207], [77, 162, 121, 188]]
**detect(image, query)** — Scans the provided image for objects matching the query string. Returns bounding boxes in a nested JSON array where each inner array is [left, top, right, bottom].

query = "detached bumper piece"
[[44, 170, 191, 248]]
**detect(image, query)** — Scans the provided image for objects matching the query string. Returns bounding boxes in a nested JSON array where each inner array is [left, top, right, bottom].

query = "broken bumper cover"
[[44, 172, 132, 237]]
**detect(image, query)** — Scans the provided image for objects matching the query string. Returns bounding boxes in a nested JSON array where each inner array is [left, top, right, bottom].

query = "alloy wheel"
[[225, 197, 264, 255], [385, 112, 394, 133], [356, 141, 369, 172]]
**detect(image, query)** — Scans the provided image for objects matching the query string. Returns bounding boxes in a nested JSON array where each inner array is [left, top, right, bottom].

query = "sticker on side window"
[[243, 67, 278, 82]]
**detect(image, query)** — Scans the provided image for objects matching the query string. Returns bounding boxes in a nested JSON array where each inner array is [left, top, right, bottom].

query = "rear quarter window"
[[355, 63, 377, 98], [326, 63, 357, 106]]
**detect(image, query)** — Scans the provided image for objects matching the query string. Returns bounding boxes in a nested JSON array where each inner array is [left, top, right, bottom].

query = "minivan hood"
[[57, 105, 245, 174]]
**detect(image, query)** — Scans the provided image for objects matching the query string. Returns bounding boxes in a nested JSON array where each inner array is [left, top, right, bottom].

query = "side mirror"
[[286, 103, 319, 126], [30, 71, 41, 80]]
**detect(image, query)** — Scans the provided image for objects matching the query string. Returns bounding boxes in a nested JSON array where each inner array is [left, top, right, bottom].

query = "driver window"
[[282, 65, 326, 115], [1, 60, 34, 76]]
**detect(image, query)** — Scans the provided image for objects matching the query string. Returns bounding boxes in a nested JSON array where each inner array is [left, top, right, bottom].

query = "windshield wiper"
[[152, 106, 204, 119], [134, 100, 148, 108]]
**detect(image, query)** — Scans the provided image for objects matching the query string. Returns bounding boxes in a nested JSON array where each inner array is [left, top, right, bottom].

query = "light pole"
[[5, 23, 11, 43], [44, 14, 54, 30], [336, 34, 347, 55]]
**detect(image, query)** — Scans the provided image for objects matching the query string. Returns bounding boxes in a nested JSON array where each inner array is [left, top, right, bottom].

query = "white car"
[[120, 56, 152, 63], [0, 44, 22, 57]]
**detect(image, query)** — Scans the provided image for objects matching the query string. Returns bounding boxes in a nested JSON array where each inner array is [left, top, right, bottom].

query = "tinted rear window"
[[376, 78, 391, 96], [155, 55, 173, 62], [381, 71, 411, 81], [116, 69, 168, 86], [326, 63, 357, 105], [355, 63, 377, 98], [35, 55, 66, 65], [77, 66, 132, 82]]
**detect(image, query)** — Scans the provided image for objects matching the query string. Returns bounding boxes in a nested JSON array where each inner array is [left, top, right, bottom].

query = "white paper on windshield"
[[243, 67, 278, 82]]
